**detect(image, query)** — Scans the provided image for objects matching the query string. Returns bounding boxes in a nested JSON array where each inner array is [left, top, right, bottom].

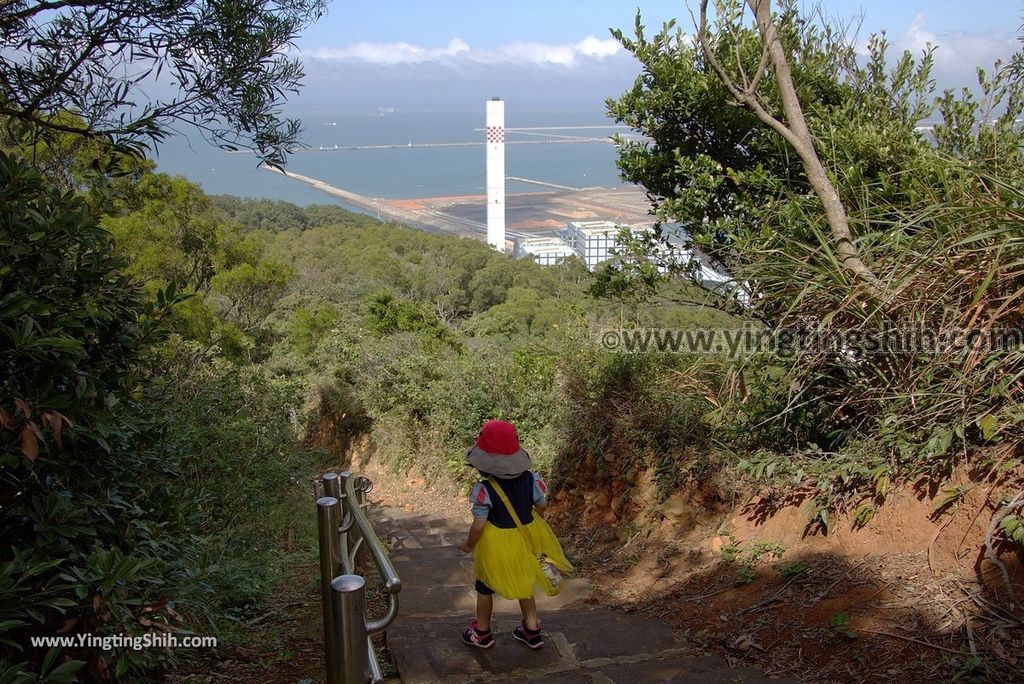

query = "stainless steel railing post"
[[316, 496, 343, 683], [355, 480, 370, 572], [323, 471, 342, 501], [331, 575, 370, 684], [323, 472, 348, 573]]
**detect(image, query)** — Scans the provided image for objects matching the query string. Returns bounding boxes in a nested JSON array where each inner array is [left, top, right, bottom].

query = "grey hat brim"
[[465, 446, 532, 478]]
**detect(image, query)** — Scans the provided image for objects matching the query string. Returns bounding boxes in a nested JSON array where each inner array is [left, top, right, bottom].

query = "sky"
[[286, 0, 1024, 114]]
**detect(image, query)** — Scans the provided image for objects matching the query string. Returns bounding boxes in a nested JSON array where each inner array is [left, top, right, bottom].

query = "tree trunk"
[[746, 0, 883, 297]]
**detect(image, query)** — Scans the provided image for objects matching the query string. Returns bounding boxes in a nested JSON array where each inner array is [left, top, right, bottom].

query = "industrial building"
[[514, 236, 578, 266], [564, 220, 652, 270], [514, 221, 648, 269], [514, 220, 734, 292]]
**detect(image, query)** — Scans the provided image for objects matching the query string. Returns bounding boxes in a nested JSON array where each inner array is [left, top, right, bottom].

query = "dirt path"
[[370, 498, 793, 683]]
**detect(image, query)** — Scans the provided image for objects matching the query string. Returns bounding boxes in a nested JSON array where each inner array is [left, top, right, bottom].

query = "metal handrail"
[[317, 471, 401, 684], [341, 472, 401, 631], [366, 635, 384, 683]]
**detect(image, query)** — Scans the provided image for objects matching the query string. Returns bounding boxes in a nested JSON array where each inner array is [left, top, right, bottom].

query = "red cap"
[[475, 420, 521, 456]]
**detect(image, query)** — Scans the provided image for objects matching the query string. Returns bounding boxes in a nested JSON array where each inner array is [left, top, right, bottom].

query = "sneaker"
[[461, 619, 495, 649], [512, 621, 543, 650]]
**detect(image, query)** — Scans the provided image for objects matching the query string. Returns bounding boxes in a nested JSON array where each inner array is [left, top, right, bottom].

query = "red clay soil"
[[549, 469, 1024, 683]]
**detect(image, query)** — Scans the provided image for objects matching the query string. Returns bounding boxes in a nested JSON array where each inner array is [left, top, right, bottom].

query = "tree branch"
[[1, 0, 324, 166], [697, 3, 808, 156], [7, 1, 104, 22], [696, 0, 885, 299], [25, 10, 118, 114]]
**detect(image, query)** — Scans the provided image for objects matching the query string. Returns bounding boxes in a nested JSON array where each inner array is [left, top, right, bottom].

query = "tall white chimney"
[[485, 97, 505, 252]]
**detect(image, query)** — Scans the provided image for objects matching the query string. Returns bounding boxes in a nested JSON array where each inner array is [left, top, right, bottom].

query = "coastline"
[[261, 165, 654, 240]]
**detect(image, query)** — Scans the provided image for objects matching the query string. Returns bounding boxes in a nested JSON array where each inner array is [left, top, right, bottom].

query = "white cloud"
[[863, 14, 1019, 89], [302, 35, 621, 68], [306, 38, 470, 65], [893, 13, 1014, 67], [477, 42, 578, 66], [575, 36, 622, 59]]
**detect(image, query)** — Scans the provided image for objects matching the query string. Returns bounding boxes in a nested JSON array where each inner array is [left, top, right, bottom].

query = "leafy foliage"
[[1001, 514, 1024, 547], [0, 152, 316, 680], [0, 150, 151, 462], [0, 0, 327, 166], [606, 2, 1024, 506], [0, 151, 178, 677]]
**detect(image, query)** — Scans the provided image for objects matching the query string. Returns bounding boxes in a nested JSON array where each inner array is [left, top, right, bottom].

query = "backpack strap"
[[488, 478, 534, 550]]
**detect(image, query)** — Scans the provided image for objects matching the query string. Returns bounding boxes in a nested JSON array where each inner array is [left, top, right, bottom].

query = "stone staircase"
[[372, 506, 796, 684]]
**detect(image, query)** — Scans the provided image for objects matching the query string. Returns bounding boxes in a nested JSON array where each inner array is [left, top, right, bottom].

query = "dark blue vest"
[[483, 471, 535, 529]]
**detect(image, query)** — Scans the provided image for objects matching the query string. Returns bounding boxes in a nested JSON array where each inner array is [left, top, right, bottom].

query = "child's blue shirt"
[[469, 470, 547, 525]]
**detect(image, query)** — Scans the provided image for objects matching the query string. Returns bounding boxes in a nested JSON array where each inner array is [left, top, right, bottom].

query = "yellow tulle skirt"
[[473, 517, 574, 600]]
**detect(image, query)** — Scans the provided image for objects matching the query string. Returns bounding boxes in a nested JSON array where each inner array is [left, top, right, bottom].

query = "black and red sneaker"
[[512, 621, 543, 649], [461, 619, 495, 649]]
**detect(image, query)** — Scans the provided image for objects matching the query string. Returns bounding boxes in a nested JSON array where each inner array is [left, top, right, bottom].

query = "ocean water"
[[152, 108, 630, 205]]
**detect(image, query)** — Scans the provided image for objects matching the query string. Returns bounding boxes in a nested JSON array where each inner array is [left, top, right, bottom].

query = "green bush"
[[555, 346, 722, 501], [0, 153, 317, 681], [0, 150, 186, 678]]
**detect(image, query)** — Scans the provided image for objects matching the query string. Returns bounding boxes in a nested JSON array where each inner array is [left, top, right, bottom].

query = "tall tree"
[[608, 0, 1024, 454], [696, 0, 881, 295], [608, 1, 934, 300], [0, 0, 326, 166]]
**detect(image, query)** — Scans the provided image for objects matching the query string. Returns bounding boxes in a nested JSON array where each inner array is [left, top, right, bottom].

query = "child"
[[457, 419, 573, 650]]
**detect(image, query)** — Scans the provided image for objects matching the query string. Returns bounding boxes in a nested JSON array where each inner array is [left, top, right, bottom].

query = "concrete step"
[[367, 505, 799, 684], [400, 578, 593, 618], [387, 608, 689, 683], [481, 655, 793, 684], [388, 615, 572, 684], [478, 674, 592, 684], [377, 517, 465, 533], [386, 531, 457, 551], [383, 525, 462, 550], [379, 524, 466, 548], [391, 546, 476, 586], [481, 673, 592, 684], [370, 507, 465, 531]]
